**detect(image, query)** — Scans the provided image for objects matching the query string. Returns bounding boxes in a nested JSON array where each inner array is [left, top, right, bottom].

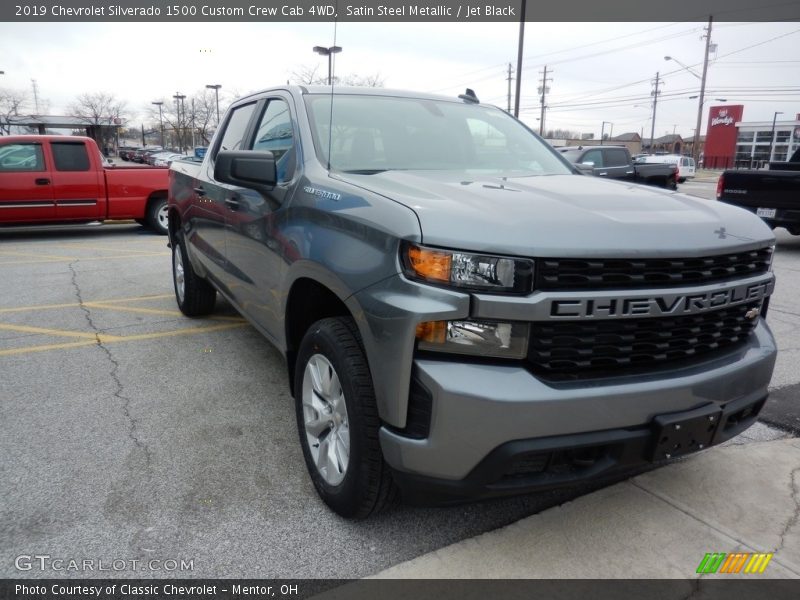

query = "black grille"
[[537, 248, 773, 290], [529, 303, 760, 379]]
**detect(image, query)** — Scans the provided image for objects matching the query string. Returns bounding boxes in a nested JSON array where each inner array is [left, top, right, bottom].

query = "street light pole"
[[206, 84, 221, 127], [151, 101, 164, 148], [313, 45, 342, 85], [173, 92, 186, 150], [601, 121, 613, 141], [769, 111, 784, 162]]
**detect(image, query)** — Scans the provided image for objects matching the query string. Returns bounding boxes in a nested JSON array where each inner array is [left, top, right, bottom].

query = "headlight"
[[402, 243, 534, 293], [416, 320, 529, 359]]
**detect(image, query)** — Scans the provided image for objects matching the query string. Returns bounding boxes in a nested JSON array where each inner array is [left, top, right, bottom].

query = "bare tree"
[[69, 92, 127, 150], [289, 65, 327, 85], [0, 88, 29, 135], [147, 88, 223, 151], [288, 65, 384, 87], [341, 73, 385, 87]]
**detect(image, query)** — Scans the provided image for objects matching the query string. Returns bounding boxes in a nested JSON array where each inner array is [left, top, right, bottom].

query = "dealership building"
[[703, 105, 800, 169]]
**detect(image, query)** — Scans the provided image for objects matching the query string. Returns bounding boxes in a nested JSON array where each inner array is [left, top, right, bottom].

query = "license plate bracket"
[[650, 403, 722, 461]]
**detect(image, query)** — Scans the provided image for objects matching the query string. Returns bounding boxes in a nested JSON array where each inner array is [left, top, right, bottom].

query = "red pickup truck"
[[0, 135, 170, 234]]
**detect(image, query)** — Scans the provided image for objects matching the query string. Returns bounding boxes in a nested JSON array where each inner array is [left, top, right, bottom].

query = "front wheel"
[[147, 196, 169, 235], [294, 317, 396, 519]]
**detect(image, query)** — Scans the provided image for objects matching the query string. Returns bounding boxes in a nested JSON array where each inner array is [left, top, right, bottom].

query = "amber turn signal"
[[407, 246, 452, 283], [415, 321, 447, 344]]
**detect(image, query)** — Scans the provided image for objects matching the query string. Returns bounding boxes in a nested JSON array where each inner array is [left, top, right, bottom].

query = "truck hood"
[[337, 171, 774, 257]]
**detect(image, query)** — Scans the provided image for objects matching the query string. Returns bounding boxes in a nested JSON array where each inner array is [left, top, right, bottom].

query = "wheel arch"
[[284, 277, 354, 397]]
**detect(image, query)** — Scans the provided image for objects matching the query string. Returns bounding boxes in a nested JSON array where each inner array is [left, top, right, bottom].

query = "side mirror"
[[575, 163, 594, 175], [214, 150, 277, 193]]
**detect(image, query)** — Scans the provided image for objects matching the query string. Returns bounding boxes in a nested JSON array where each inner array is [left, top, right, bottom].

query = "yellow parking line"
[[84, 303, 184, 317], [96, 293, 176, 304], [0, 323, 124, 341], [0, 340, 99, 357], [86, 303, 245, 322], [0, 322, 248, 357], [0, 294, 175, 314], [114, 322, 247, 341]]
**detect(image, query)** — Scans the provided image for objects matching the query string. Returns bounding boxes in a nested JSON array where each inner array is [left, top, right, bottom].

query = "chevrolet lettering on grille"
[[550, 279, 774, 319]]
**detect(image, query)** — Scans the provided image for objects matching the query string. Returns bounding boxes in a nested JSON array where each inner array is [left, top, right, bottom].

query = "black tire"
[[172, 230, 216, 316], [294, 316, 396, 519], [146, 196, 169, 235], [678, 177, 686, 184]]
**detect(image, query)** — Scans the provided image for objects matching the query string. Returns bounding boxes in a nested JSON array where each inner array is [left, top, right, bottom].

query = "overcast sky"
[[1, 20, 798, 139]]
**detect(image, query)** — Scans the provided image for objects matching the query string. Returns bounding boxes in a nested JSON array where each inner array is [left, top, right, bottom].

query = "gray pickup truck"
[[558, 145, 678, 189], [168, 86, 777, 519]]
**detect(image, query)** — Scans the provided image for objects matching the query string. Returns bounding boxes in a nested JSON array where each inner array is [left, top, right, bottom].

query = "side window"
[[604, 149, 628, 167], [0, 143, 45, 172], [582, 149, 603, 167], [252, 99, 296, 182], [214, 102, 257, 158], [52, 142, 90, 171]]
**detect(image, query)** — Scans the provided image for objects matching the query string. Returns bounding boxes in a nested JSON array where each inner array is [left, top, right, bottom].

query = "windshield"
[[304, 94, 572, 176]]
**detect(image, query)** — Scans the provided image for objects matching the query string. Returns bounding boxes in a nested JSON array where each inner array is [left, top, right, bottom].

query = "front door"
[[0, 141, 55, 222]]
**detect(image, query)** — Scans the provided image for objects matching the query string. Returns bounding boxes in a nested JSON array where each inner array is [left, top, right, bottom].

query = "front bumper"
[[379, 320, 776, 503]]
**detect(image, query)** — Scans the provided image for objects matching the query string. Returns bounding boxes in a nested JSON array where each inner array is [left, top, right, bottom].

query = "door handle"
[[598, 172, 608, 176], [193, 186, 206, 196], [224, 198, 241, 210], [625, 171, 634, 175], [35, 178, 51, 185]]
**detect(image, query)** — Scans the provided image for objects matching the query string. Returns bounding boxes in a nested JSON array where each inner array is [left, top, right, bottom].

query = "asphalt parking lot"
[[1, 193, 799, 578]]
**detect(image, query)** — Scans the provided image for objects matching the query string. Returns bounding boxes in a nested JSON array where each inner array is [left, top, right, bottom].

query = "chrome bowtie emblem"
[[745, 308, 760, 320]]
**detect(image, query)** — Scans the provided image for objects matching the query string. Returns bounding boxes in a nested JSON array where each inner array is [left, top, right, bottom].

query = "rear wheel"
[[172, 230, 216, 316], [146, 196, 169, 235], [294, 317, 396, 519], [668, 175, 678, 190]]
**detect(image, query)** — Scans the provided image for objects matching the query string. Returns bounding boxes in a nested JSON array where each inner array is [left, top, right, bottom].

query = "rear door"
[[600, 148, 635, 181], [48, 140, 104, 220], [0, 140, 55, 222]]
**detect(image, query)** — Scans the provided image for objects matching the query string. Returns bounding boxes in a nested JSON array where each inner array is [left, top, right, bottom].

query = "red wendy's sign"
[[704, 104, 744, 168]]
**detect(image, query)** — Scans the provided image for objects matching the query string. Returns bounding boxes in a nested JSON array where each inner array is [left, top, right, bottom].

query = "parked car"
[[132, 147, 162, 163], [147, 151, 178, 165], [559, 145, 678, 189], [716, 147, 800, 235], [168, 86, 775, 518], [0, 136, 169, 234], [637, 154, 696, 183], [118, 146, 141, 161], [153, 153, 185, 167]]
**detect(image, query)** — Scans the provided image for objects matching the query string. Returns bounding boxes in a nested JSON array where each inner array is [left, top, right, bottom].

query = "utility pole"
[[506, 63, 514, 113], [538, 65, 552, 136], [513, 0, 526, 117], [31, 79, 40, 113], [649, 72, 663, 152], [693, 16, 713, 164]]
